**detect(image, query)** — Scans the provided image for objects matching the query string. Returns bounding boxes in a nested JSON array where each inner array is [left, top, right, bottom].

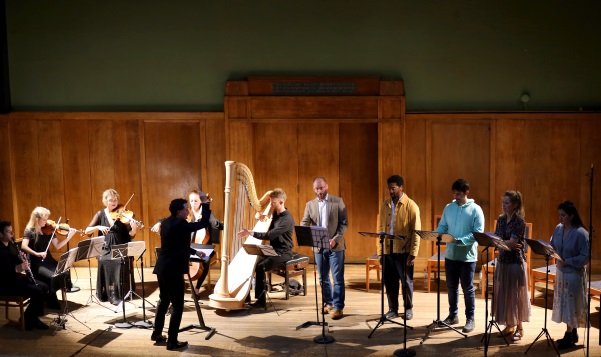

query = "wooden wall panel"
[[0, 116, 13, 223], [430, 121, 491, 235], [339, 124, 379, 262], [296, 123, 340, 257], [10, 119, 40, 235], [253, 123, 299, 218], [61, 120, 94, 264], [143, 121, 202, 265], [579, 119, 601, 247], [227, 121, 253, 170], [87, 120, 116, 203], [403, 118, 431, 261], [250, 98, 379, 119], [205, 118, 226, 220], [493, 119, 525, 231]]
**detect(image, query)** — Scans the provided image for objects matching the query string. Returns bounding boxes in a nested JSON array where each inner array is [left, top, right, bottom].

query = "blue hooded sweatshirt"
[[435, 198, 484, 262]]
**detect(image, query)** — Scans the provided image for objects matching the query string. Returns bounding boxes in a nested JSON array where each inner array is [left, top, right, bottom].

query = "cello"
[[188, 194, 212, 281]]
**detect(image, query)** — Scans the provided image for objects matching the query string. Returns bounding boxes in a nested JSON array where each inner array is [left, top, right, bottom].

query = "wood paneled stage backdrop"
[[1, 76, 599, 271]]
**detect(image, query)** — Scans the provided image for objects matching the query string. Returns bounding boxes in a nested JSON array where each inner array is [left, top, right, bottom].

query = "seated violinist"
[[0, 220, 50, 330], [20, 207, 78, 310], [85, 189, 139, 305], [151, 189, 223, 296]]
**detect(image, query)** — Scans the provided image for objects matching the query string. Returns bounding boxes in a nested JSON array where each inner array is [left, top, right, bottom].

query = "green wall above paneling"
[[6, 1, 601, 111]]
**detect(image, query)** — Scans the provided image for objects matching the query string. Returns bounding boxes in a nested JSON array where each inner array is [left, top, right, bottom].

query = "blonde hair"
[[270, 188, 287, 202], [102, 189, 120, 206], [26, 206, 50, 231]]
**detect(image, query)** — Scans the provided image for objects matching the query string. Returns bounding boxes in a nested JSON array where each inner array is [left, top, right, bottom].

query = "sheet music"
[[242, 243, 278, 257], [190, 248, 214, 262], [310, 226, 329, 250]]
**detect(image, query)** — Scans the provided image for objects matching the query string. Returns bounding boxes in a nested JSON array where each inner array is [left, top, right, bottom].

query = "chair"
[[530, 259, 556, 303], [426, 214, 444, 293], [481, 221, 532, 298], [266, 253, 309, 300], [0, 296, 30, 331], [590, 280, 601, 303], [366, 254, 382, 292]]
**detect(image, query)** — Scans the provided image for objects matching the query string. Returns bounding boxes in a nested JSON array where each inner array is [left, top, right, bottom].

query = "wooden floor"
[[1, 264, 600, 357]]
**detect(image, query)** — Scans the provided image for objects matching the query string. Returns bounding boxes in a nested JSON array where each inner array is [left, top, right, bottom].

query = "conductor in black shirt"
[[151, 196, 210, 350], [237, 188, 295, 309]]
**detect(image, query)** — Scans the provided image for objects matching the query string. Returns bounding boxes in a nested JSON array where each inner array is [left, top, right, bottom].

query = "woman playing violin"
[[85, 189, 138, 305], [20, 206, 78, 310]]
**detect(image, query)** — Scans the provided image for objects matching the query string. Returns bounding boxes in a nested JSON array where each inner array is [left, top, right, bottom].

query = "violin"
[[41, 219, 84, 236], [110, 204, 145, 229]]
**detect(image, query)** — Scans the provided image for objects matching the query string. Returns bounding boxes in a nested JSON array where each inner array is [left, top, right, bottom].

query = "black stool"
[[267, 253, 309, 300]]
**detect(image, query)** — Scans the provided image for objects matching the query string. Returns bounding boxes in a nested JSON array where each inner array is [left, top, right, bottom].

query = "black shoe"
[[47, 300, 62, 310], [385, 310, 398, 319], [166, 340, 188, 350], [250, 301, 266, 309], [442, 315, 459, 325], [462, 319, 475, 333], [572, 328, 578, 343], [151, 333, 167, 342], [26, 318, 49, 331], [557, 331, 574, 349], [403, 309, 413, 320]]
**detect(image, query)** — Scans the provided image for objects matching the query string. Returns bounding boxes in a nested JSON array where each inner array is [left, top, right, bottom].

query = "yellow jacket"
[[377, 193, 421, 256]]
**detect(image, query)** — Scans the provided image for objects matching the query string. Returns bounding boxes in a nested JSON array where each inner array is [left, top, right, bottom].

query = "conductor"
[[151, 195, 210, 350]]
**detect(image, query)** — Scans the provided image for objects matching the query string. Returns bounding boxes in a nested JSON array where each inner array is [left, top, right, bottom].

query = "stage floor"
[[1, 264, 600, 356]]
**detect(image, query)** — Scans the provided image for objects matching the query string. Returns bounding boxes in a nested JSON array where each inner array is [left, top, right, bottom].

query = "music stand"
[[179, 244, 216, 340], [76, 237, 113, 317], [111, 242, 146, 328], [360, 232, 412, 338], [52, 247, 90, 335], [294, 225, 334, 344], [417, 230, 467, 344], [472, 232, 511, 355], [525, 239, 562, 355], [132, 247, 153, 329], [242, 243, 280, 313]]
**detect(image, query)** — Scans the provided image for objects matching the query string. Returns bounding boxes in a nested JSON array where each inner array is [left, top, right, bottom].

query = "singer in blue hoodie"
[[435, 179, 484, 333]]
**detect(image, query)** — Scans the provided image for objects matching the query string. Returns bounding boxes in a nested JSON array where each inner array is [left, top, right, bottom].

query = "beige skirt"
[[493, 260, 531, 326]]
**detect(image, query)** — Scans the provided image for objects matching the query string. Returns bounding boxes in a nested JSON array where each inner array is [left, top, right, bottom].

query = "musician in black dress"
[[151, 196, 210, 350], [237, 188, 295, 309], [85, 189, 138, 305], [0, 220, 49, 330], [20, 207, 78, 310]]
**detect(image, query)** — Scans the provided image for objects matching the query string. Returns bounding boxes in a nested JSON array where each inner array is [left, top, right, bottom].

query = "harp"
[[209, 161, 274, 310]]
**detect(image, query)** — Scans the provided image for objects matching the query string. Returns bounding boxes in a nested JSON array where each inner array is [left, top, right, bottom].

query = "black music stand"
[[294, 225, 334, 344], [360, 231, 412, 339], [179, 245, 216, 340], [525, 239, 562, 356], [417, 230, 467, 344], [52, 247, 90, 335], [76, 237, 113, 318], [393, 234, 417, 357], [111, 241, 138, 328], [132, 247, 153, 329], [243, 243, 280, 314], [473, 232, 511, 356]]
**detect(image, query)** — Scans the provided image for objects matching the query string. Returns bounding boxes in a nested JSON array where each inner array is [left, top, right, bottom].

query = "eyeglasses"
[[107, 198, 118, 203]]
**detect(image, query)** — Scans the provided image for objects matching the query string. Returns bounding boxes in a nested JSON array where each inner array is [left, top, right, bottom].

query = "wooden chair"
[[0, 296, 30, 331], [590, 280, 601, 303], [366, 254, 381, 292], [530, 258, 556, 303], [426, 215, 444, 293], [481, 221, 532, 298]]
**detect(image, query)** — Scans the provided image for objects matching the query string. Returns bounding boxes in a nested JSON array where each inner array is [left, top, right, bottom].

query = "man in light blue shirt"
[[435, 179, 484, 333]]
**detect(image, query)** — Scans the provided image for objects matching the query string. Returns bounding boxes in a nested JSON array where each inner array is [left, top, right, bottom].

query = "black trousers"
[[154, 273, 185, 341], [194, 260, 211, 291], [254, 252, 293, 303], [383, 253, 414, 311], [0, 277, 49, 323]]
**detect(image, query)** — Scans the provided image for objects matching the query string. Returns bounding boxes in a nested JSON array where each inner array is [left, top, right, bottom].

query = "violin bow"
[[42, 216, 61, 261]]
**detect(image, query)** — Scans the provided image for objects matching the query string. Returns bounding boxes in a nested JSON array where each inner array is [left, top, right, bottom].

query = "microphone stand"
[[585, 164, 594, 352]]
